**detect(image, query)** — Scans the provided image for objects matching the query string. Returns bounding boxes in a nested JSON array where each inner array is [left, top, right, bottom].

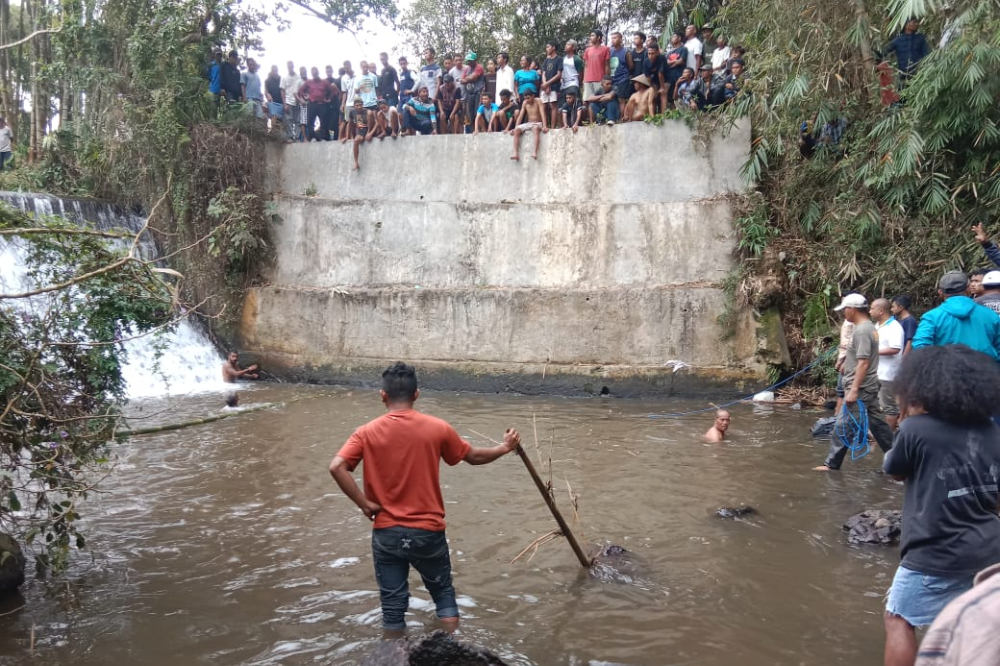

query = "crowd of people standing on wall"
[[205, 14, 935, 169], [205, 24, 750, 167]]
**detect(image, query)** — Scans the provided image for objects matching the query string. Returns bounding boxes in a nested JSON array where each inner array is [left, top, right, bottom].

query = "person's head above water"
[[225, 391, 239, 408], [714, 410, 731, 433], [380, 361, 419, 407], [228, 350, 240, 364]]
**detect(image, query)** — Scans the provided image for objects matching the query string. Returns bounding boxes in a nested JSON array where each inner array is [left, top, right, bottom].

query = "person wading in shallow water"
[[222, 351, 258, 382], [328, 362, 522, 637], [703, 409, 730, 442]]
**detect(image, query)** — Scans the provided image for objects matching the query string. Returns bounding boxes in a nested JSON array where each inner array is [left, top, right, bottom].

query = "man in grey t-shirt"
[[815, 293, 895, 470]]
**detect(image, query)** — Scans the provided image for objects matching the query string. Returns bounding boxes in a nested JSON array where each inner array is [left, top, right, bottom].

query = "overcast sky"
[[253, 3, 412, 74]]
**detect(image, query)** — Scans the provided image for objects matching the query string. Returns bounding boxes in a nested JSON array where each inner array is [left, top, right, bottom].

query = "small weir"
[[0, 191, 226, 397]]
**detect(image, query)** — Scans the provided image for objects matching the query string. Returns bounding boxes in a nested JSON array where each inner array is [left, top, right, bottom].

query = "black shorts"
[[355, 126, 369, 139]]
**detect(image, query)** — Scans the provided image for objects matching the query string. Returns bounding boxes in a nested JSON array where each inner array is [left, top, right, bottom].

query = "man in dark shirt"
[[882, 345, 1000, 666], [890, 295, 918, 356], [377, 52, 399, 106], [642, 40, 665, 113], [883, 17, 930, 85], [323, 65, 342, 140], [540, 41, 562, 128], [221, 50, 243, 103], [976, 271, 1000, 315]]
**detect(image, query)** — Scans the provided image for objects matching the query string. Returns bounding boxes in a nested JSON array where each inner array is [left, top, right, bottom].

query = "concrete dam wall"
[[240, 120, 770, 395]]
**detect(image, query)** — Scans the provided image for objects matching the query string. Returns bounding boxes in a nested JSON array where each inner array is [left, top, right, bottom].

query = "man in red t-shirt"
[[298, 67, 334, 141], [329, 362, 521, 636], [582, 29, 611, 102]]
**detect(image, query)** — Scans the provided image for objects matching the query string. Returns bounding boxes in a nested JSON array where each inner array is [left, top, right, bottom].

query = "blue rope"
[[647, 346, 838, 419], [835, 399, 870, 460]]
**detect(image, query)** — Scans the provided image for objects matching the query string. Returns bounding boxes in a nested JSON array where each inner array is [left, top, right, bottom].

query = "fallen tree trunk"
[[115, 403, 273, 436]]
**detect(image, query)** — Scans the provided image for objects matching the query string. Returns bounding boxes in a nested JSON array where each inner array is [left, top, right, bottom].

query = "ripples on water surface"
[[0, 385, 901, 665]]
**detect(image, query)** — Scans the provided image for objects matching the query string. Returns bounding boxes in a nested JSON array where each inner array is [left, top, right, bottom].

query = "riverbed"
[[0, 384, 900, 665]]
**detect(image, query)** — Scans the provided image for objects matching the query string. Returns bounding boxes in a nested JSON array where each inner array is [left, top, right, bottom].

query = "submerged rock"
[[811, 416, 836, 438], [715, 506, 757, 519], [0, 534, 25, 596], [361, 631, 509, 666], [589, 543, 645, 585], [844, 509, 902, 545]]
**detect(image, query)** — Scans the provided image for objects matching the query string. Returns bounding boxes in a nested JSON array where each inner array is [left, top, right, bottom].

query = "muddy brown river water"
[[0, 384, 902, 665]]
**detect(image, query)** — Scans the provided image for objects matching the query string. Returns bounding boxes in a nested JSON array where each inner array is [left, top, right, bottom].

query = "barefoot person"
[[703, 410, 730, 442], [625, 74, 656, 121], [882, 345, 1000, 666], [222, 351, 258, 382], [328, 362, 522, 637], [510, 89, 548, 161], [342, 96, 374, 170]]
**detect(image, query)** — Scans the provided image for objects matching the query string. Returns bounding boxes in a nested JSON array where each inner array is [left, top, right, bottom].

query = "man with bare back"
[[510, 88, 548, 161], [625, 74, 656, 121]]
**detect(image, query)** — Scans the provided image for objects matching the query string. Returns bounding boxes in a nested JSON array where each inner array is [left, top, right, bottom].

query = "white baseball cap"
[[833, 293, 868, 311], [983, 271, 1000, 288]]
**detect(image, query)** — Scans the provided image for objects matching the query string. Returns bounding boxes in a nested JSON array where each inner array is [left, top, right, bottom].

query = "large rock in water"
[[0, 534, 25, 595], [844, 510, 902, 545], [361, 631, 508, 666]]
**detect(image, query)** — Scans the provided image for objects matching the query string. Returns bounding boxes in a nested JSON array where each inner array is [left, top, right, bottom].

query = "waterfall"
[[0, 191, 229, 399]]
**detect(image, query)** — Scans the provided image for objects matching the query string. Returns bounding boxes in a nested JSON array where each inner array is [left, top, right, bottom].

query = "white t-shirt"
[[711, 45, 731, 70], [341, 74, 355, 106], [280, 74, 303, 106], [561, 57, 579, 90], [876, 318, 905, 382], [685, 37, 703, 71], [496, 65, 515, 104], [0, 127, 11, 153]]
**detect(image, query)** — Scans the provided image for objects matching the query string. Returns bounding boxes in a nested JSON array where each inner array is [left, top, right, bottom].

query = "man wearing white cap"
[[815, 293, 895, 471], [975, 270, 1000, 315]]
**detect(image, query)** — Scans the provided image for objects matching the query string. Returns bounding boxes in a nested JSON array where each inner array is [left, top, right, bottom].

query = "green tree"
[[0, 208, 178, 573], [714, 0, 1000, 354]]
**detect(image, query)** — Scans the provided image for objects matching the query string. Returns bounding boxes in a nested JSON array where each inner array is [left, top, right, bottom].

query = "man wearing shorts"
[[872, 298, 904, 429], [510, 89, 548, 161], [329, 362, 521, 636], [540, 41, 562, 127], [343, 96, 372, 170], [582, 30, 610, 101]]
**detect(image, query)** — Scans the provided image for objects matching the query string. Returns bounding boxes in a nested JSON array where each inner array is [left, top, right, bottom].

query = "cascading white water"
[[0, 192, 230, 399]]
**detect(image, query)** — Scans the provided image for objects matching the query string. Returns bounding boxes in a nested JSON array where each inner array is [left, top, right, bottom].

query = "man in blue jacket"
[[912, 271, 1000, 360], [883, 17, 930, 85]]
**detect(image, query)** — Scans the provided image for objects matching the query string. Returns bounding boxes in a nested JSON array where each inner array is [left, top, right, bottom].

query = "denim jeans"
[[372, 526, 457, 631], [589, 98, 621, 123]]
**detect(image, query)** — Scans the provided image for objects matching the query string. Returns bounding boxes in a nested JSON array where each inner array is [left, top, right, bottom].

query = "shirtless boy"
[[625, 74, 656, 121], [510, 89, 548, 161]]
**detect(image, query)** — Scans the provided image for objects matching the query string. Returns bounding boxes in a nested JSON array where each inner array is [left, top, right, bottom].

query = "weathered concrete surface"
[[244, 120, 771, 394]]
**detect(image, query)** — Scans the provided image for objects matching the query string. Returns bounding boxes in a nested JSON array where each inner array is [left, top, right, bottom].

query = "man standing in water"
[[329, 362, 521, 636], [222, 351, 258, 382], [703, 410, 730, 442], [814, 293, 895, 471]]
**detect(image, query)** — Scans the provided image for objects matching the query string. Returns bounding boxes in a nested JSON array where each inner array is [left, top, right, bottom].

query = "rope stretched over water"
[[836, 399, 871, 460], [647, 346, 838, 419]]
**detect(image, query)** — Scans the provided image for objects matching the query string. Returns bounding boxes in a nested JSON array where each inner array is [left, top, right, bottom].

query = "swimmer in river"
[[703, 409, 730, 442], [222, 351, 258, 383], [224, 391, 240, 408]]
